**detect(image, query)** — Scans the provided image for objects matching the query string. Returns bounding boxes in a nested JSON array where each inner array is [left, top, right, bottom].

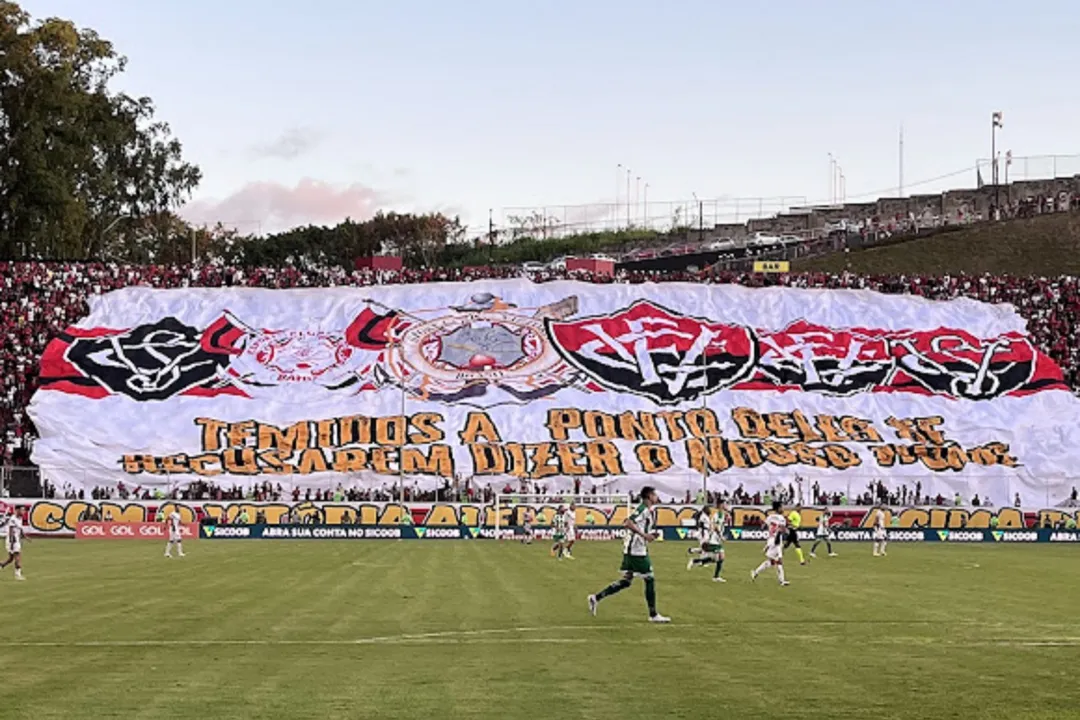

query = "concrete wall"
[[701, 175, 1080, 240]]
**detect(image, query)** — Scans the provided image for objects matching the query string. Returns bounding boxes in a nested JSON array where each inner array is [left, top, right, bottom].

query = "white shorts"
[[874, 528, 887, 541], [169, 532, 182, 543], [6, 542, 21, 555], [765, 543, 783, 562], [565, 528, 576, 542]]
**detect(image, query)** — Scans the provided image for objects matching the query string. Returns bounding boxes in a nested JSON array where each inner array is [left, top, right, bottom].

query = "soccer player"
[[751, 500, 790, 586], [588, 486, 670, 623], [562, 503, 577, 560], [520, 513, 535, 545], [551, 505, 568, 559], [872, 507, 888, 557], [0, 504, 25, 580], [686, 502, 727, 582], [164, 508, 186, 558], [810, 509, 838, 558], [784, 506, 807, 565]]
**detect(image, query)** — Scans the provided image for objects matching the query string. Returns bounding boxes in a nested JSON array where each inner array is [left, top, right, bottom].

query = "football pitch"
[[1, 540, 1077, 720]]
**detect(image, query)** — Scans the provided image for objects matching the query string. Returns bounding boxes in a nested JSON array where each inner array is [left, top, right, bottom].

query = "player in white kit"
[[751, 501, 790, 586], [0, 503, 25, 580], [164, 510, 186, 558], [872, 508, 888, 557], [562, 503, 577, 559]]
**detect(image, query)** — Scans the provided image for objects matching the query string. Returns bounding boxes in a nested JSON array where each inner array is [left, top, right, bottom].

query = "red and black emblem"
[[547, 300, 757, 404]]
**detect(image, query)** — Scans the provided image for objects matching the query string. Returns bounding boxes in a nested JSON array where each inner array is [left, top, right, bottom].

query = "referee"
[[784, 507, 808, 565]]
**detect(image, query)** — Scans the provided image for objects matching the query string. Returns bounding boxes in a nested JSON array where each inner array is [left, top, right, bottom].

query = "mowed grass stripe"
[[2, 541, 1078, 720]]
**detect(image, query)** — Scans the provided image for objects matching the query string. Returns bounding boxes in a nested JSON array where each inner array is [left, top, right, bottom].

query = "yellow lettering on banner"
[[753, 260, 790, 273], [636, 444, 673, 474], [297, 448, 329, 474], [988, 508, 1022, 529], [402, 445, 454, 478], [425, 505, 460, 526], [583, 411, 617, 439], [765, 412, 799, 439], [460, 413, 502, 444], [161, 454, 189, 474], [370, 447, 395, 475], [916, 416, 946, 445], [196, 418, 228, 451], [985, 442, 1019, 467], [315, 419, 336, 448], [338, 415, 373, 445], [375, 416, 407, 446], [816, 415, 852, 443], [617, 412, 661, 442], [122, 455, 161, 474], [555, 443, 588, 476], [98, 502, 145, 523], [410, 413, 445, 444], [655, 412, 687, 441], [189, 454, 222, 476], [332, 448, 368, 473], [504, 442, 528, 478], [226, 421, 256, 448], [530, 443, 560, 479], [258, 449, 296, 475], [223, 448, 260, 475], [259, 422, 311, 455], [470, 444, 505, 474], [686, 438, 730, 474], [459, 505, 480, 527], [545, 409, 582, 441], [654, 506, 696, 527], [822, 445, 861, 469], [30, 500, 67, 532], [760, 440, 799, 466], [791, 411, 825, 442], [583, 439, 623, 473], [684, 409, 722, 439], [841, 416, 883, 443], [728, 441, 764, 469]]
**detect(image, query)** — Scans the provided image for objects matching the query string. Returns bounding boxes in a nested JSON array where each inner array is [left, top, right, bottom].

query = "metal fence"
[[499, 196, 809, 240], [5, 465, 1077, 508], [976, 153, 1080, 185]]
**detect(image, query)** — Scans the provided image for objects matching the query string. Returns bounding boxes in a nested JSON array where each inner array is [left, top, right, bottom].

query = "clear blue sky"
[[19, 0, 1080, 235]]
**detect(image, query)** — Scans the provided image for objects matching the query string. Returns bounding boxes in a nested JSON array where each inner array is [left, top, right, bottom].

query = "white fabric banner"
[[27, 280, 1080, 505]]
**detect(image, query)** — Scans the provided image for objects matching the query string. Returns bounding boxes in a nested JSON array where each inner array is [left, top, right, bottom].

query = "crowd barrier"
[[13, 499, 1078, 537], [182, 524, 1080, 543]]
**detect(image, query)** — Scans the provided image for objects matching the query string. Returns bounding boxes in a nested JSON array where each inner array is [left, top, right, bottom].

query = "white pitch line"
[[3, 629, 1080, 650]]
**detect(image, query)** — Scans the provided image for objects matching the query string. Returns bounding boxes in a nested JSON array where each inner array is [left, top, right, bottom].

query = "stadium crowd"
[[4, 259, 1080, 476]]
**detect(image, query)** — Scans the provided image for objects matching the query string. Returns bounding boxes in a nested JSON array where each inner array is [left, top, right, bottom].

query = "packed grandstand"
[[4, 252, 1080, 480]]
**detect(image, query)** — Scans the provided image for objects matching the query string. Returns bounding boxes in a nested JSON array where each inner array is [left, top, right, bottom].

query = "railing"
[[6, 465, 1077, 508], [499, 196, 810, 239], [976, 154, 1080, 184]]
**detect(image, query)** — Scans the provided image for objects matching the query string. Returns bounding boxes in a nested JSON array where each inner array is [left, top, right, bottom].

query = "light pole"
[[626, 168, 631, 228], [692, 192, 703, 242], [615, 164, 622, 230], [991, 111, 1003, 207], [643, 183, 649, 229], [828, 153, 835, 203]]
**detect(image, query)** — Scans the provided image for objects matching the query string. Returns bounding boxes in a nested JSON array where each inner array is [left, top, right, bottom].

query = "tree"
[[0, 1, 201, 260]]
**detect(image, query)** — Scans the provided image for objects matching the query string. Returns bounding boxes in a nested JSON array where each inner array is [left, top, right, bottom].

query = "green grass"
[[797, 212, 1080, 276], [2, 540, 1078, 720]]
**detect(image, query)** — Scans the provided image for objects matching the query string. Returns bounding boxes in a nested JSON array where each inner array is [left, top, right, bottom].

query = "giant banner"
[[27, 280, 1080, 504], [9, 500, 1080, 537]]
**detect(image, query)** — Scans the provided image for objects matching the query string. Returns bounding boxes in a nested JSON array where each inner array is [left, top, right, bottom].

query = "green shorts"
[[553, 533, 566, 542], [704, 543, 723, 553], [620, 554, 653, 577]]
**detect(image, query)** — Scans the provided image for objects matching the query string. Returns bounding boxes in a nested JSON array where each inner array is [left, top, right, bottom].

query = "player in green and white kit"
[[587, 486, 670, 623], [551, 506, 568, 559], [686, 502, 727, 582]]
